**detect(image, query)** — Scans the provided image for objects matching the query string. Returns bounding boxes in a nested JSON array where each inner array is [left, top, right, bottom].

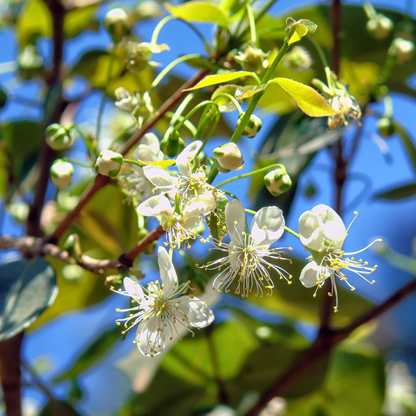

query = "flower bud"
[[63, 234, 82, 261], [50, 160, 74, 189], [9, 201, 29, 223], [160, 130, 186, 158], [389, 38, 415, 64], [95, 150, 123, 177], [264, 166, 292, 196], [136, 0, 163, 19], [104, 8, 128, 43], [17, 45, 43, 80], [213, 143, 244, 173], [377, 117, 395, 138], [236, 113, 262, 138], [284, 46, 313, 71], [366, 14, 393, 39], [45, 123, 74, 150], [127, 42, 169, 73], [234, 41, 268, 73]]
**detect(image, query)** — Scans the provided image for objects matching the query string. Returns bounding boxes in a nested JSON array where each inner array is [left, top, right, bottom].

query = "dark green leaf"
[[38, 400, 83, 416], [375, 182, 416, 200], [0, 258, 57, 341]]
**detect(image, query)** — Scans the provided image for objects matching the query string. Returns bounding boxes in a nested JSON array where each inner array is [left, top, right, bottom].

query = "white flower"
[[143, 140, 212, 201], [198, 199, 292, 298], [113, 246, 214, 357], [137, 193, 216, 249], [298, 204, 381, 312]]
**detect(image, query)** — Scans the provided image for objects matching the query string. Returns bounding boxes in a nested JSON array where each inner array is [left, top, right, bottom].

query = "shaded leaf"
[[64, 5, 98, 39], [165, 2, 230, 27], [375, 182, 416, 200], [38, 400, 83, 416], [268, 78, 336, 117], [0, 258, 57, 341], [207, 193, 229, 241], [185, 71, 260, 92]]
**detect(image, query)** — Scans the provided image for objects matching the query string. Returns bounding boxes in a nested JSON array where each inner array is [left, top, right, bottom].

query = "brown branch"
[[49, 69, 210, 242], [245, 275, 416, 416], [0, 235, 121, 274]]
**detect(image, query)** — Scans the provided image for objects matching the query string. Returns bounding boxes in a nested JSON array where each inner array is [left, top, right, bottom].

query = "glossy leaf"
[[235, 84, 267, 100], [375, 182, 416, 200], [184, 71, 260, 92], [0, 258, 57, 341], [268, 78, 336, 117], [16, 0, 52, 47], [165, 2, 230, 27]]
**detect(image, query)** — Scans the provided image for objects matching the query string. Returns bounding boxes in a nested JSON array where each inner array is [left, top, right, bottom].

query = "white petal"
[[299, 262, 331, 288], [158, 246, 178, 296], [134, 146, 158, 162], [183, 215, 201, 230], [251, 206, 285, 247], [136, 324, 166, 357], [183, 192, 216, 218], [143, 165, 174, 188], [225, 199, 246, 243], [312, 204, 347, 249], [123, 277, 145, 301], [141, 133, 160, 154], [299, 210, 326, 252], [137, 195, 173, 217], [176, 296, 215, 327], [176, 141, 202, 176]]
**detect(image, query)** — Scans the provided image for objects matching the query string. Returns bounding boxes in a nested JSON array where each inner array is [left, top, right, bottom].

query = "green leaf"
[[53, 325, 122, 383], [268, 78, 336, 117], [16, 0, 52, 47], [285, 17, 317, 45], [38, 400, 83, 416], [375, 241, 416, 274], [235, 84, 267, 100], [393, 121, 416, 174], [207, 193, 229, 241], [165, 2, 230, 27], [64, 5, 98, 39], [375, 182, 416, 200], [0, 258, 57, 341], [211, 85, 240, 112], [184, 71, 260, 92]]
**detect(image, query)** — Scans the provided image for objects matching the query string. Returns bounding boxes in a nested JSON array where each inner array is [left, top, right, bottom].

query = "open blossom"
[[298, 204, 381, 312], [198, 199, 292, 298], [113, 246, 214, 357], [137, 193, 216, 249], [143, 140, 212, 201]]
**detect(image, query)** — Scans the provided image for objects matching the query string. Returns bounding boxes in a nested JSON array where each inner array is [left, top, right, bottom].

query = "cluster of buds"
[[264, 166, 292, 197], [313, 67, 362, 130], [127, 41, 169, 73], [45, 124, 74, 150], [234, 41, 269, 73], [236, 113, 262, 138], [213, 143, 244, 173], [364, 2, 393, 39], [283, 46, 313, 72]]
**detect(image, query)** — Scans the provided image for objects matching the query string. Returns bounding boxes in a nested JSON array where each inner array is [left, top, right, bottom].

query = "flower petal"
[[251, 206, 285, 247], [137, 195, 173, 217], [312, 204, 347, 249], [299, 262, 331, 288], [299, 210, 325, 251], [176, 141, 202, 176], [225, 199, 246, 244], [157, 246, 178, 296], [136, 324, 166, 357], [176, 296, 215, 328], [123, 277, 145, 301], [141, 133, 160, 154], [183, 192, 217, 218], [143, 165, 174, 188]]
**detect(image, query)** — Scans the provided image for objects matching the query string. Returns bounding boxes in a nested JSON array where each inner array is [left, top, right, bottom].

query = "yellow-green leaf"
[[165, 2, 230, 27], [16, 0, 52, 47], [235, 84, 266, 100], [184, 71, 259, 92], [285, 17, 317, 45], [268, 78, 336, 117], [64, 5, 98, 39], [212, 85, 240, 112]]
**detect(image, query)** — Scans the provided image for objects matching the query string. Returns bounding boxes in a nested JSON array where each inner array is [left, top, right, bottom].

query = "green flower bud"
[[284, 46, 313, 72], [95, 150, 123, 177], [0, 87, 7, 109], [213, 143, 244, 173], [9, 201, 29, 223], [45, 123, 74, 150], [366, 14, 393, 39], [17, 45, 43, 80], [160, 130, 186, 157], [264, 167, 292, 196], [50, 159, 74, 189], [377, 117, 396, 138], [234, 41, 268, 73], [63, 234, 82, 261], [104, 8, 128, 43], [389, 38, 415, 64], [236, 113, 262, 138]]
